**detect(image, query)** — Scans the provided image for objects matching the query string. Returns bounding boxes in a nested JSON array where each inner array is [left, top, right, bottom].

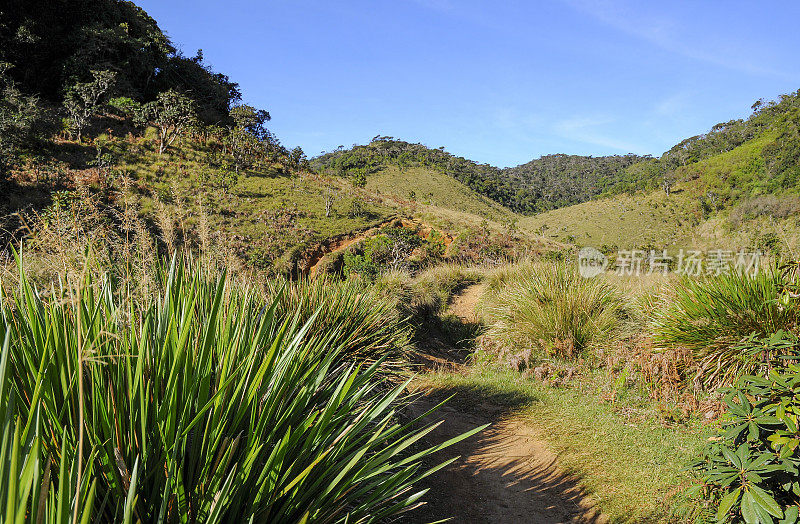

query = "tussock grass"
[[265, 275, 412, 364], [0, 257, 481, 522], [651, 268, 800, 387], [376, 265, 483, 318], [479, 261, 628, 362]]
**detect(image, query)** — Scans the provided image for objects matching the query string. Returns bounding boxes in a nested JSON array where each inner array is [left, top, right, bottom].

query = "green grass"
[[366, 166, 517, 224], [115, 134, 395, 272], [0, 256, 481, 522], [417, 366, 713, 522], [516, 133, 794, 251], [518, 188, 699, 250]]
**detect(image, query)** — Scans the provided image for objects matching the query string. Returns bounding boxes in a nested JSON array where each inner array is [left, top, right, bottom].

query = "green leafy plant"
[[691, 332, 800, 523], [1, 256, 482, 522]]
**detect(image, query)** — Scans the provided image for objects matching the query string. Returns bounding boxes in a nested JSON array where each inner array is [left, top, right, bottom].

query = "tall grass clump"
[[652, 268, 800, 387], [376, 265, 484, 318], [0, 257, 481, 522], [265, 275, 412, 365], [480, 261, 628, 364]]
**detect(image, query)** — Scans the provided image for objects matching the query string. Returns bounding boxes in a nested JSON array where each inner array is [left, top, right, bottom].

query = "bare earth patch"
[[405, 285, 606, 523]]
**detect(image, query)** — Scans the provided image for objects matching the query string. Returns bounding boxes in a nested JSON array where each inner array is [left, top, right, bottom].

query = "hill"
[[314, 138, 647, 214], [315, 89, 800, 227], [364, 165, 517, 223], [520, 131, 800, 253]]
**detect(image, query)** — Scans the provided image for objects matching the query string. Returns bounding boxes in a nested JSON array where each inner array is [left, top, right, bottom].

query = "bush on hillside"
[[479, 261, 628, 367], [652, 269, 800, 387]]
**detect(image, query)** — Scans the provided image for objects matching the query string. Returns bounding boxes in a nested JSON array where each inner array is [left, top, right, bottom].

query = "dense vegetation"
[[0, 0, 238, 122], [0, 257, 481, 522], [4, 1, 800, 522], [690, 333, 800, 524], [607, 91, 800, 201], [316, 90, 800, 218], [315, 138, 646, 214], [0, 0, 311, 190]]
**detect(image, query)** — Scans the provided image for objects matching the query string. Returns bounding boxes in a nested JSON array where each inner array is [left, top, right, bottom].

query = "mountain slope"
[[314, 139, 647, 215], [519, 132, 800, 252], [364, 165, 517, 223]]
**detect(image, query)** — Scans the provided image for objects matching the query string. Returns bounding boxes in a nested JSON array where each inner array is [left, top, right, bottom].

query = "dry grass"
[[478, 260, 630, 367]]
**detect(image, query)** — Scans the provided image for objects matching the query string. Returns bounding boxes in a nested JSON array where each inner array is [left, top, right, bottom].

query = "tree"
[[63, 69, 116, 141], [662, 172, 675, 195], [152, 49, 241, 124], [0, 64, 46, 181], [137, 89, 198, 154], [322, 184, 338, 217], [224, 104, 271, 175], [287, 146, 308, 172], [229, 104, 270, 139]]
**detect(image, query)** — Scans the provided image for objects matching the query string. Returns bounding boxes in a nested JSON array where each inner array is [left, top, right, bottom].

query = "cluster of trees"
[[0, 64, 50, 180], [315, 137, 646, 214], [0, 0, 239, 123], [0, 0, 310, 184], [314, 136, 501, 190], [501, 153, 645, 212]]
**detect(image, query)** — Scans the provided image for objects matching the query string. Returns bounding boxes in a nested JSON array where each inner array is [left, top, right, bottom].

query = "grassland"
[[366, 166, 518, 223], [518, 189, 699, 249], [112, 134, 396, 272], [517, 134, 799, 252]]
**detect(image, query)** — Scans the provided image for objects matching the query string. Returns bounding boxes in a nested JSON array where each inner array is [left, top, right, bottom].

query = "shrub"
[[0, 258, 480, 522], [264, 275, 412, 364], [652, 269, 800, 387], [480, 261, 628, 364], [690, 332, 800, 523], [728, 195, 800, 229]]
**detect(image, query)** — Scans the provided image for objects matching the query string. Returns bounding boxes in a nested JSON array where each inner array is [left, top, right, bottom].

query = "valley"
[[2, 2, 800, 523]]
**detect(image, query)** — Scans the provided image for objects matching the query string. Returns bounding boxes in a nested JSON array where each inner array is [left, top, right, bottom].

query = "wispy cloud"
[[563, 0, 794, 80], [553, 115, 647, 153]]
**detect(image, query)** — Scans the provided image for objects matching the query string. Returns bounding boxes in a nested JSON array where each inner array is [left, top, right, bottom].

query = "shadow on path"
[[400, 380, 606, 523]]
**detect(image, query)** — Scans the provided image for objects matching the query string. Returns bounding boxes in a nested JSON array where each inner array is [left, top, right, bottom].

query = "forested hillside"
[[0, 0, 309, 185], [314, 138, 646, 214], [315, 90, 800, 216], [604, 90, 800, 200]]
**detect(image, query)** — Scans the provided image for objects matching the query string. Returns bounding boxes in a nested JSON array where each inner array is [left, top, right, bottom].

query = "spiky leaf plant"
[[265, 275, 412, 365], [652, 269, 800, 387], [1, 257, 482, 523]]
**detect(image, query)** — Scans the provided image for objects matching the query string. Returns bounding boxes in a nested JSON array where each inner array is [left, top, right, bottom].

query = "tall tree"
[[63, 69, 116, 141]]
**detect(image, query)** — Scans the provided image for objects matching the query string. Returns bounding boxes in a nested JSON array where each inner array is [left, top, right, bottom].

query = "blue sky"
[[136, 0, 800, 168]]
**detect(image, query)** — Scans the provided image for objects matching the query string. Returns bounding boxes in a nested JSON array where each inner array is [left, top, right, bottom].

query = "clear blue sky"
[[136, 0, 800, 168]]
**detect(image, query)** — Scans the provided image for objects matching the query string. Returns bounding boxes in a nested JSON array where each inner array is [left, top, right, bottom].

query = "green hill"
[[314, 138, 647, 214], [364, 165, 517, 223], [519, 131, 800, 253]]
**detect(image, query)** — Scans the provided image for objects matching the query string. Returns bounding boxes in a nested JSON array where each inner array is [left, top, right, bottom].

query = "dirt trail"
[[305, 217, 455, 278], [407, 284, 605, 524]]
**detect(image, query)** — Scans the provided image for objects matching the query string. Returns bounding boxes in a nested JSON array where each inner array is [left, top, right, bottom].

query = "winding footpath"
[[407, 284, 606, 524]]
